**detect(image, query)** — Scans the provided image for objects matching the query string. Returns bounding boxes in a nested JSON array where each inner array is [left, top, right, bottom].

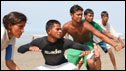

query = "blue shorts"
[[97, 41, 108, 53]]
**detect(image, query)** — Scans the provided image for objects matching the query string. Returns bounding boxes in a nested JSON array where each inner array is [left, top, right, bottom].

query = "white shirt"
[[1, 27, 15, 60], [93, 20, 118, 43]]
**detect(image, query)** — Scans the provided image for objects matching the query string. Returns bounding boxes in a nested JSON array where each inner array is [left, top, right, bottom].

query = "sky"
[[1, 1, 125, 45]]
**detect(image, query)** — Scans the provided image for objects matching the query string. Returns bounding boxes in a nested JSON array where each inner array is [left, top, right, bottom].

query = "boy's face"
[[48, 24, 62, 39], [102, 16, 109, 25], [71, 10, 83, 23], [84, 13, 94, 22]]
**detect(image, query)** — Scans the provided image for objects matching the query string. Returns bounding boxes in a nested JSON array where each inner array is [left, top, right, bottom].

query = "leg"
[[108, 48, 117, 70], [87, 58, 96, 70], [77, 58, 83, 70], [94, 44, 101, 70], [99, 41, 117, 70], [83, 51, 96, 70]]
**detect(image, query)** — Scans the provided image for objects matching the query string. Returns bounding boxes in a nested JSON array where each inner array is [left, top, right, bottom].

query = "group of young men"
[[18, 5, 125, 70]]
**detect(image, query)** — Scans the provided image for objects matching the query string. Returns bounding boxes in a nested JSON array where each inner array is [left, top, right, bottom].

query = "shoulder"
[[1, 26, 5, 31], [1, 27, 6, 37], [30, 36, 48, 47], [92, 21, 100, 26], [63, 21, 71, 29], [64, 38, 73, 43], [95, 20, 102, 24], [33, 36, 47, 42], [107, 22, 111, 27], [9, 37, 16, 45], [1, 27, 8, 42], [83, 20, 91, 27]]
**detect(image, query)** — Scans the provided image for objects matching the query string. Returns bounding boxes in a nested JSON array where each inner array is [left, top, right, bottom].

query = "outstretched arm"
[[84, 21, 123, 51], [102, 30, 118, 42], [64, 39, 91, 56], [18, 43, 31, 53], [64, 39, 90, 51], [18, 38, 42, 53]]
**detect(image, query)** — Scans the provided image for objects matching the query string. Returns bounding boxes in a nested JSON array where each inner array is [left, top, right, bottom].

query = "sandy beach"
[[1, 45, 125, 70]]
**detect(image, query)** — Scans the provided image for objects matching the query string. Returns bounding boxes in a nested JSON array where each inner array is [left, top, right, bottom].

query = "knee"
[[87, 59, 94, 64], [95, 51, 100, 58], [108, 48, 113, 54], [79, 60, 83, 64]]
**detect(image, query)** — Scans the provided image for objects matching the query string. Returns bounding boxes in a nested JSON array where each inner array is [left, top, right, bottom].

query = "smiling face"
[[9, 21, 26, 38], [48, 23, 62, 39]]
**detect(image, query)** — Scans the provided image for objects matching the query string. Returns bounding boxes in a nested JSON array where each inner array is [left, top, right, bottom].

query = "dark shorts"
[[97, 41, 108, 53]]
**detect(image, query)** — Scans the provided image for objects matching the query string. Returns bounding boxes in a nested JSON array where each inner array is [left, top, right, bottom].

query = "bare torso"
[[64, 21, 92, 44]]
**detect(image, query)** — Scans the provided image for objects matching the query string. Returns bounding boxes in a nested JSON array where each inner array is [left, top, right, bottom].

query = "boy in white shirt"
[[93, 11, 125, 70]]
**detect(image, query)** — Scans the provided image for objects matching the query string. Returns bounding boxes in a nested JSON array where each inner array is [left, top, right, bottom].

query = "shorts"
[[66, 49, 95, 70], [66, 49, 83, 65], [33, 62, 77, 70], [97, 41, 110, 53], [66, 41, 95, 70]]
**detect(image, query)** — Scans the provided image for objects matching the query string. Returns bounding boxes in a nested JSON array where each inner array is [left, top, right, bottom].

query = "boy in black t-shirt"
[[18, 19, 90, 70]]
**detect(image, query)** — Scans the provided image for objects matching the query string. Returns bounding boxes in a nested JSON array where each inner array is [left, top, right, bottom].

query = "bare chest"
[[67, 25, 92, 43]]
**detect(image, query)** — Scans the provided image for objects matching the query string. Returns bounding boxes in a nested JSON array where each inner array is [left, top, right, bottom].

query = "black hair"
[[70, 4, 83, 14], [84, 8, 94, 16], [101, 11, 109, 18], [3, 11, 27, 30], [46, 19, 61, 33]]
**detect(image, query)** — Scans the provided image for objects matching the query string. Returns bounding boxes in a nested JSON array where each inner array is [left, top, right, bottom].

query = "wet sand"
[[1, 46, 125, 70]]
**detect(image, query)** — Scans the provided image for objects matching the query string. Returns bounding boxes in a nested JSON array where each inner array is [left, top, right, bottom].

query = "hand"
[[93, 43, 100, 58], [114, 38, 125, 51], [114, 44, 121, 51], [15, 66, 21, 70], [112, 37, 120, 42], [114, 43, 124, 52], [29, 46, 41, 52], [79, 50, 91, 57], [118, 37, 125, 48]]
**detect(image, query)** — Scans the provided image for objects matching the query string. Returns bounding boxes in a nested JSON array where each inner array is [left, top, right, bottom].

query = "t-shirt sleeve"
[[30, 38, 42, 47], [64, 39, 90, 51], [18, 43, 31, 53], [5, 45, 14, 60], [18, 38, 42, 53], [93, 21, 103, 32], [5, 38, 16, 60]]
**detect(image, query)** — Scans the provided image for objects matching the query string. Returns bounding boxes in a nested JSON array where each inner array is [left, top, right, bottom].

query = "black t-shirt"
[[18, 36, 90, 65]]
